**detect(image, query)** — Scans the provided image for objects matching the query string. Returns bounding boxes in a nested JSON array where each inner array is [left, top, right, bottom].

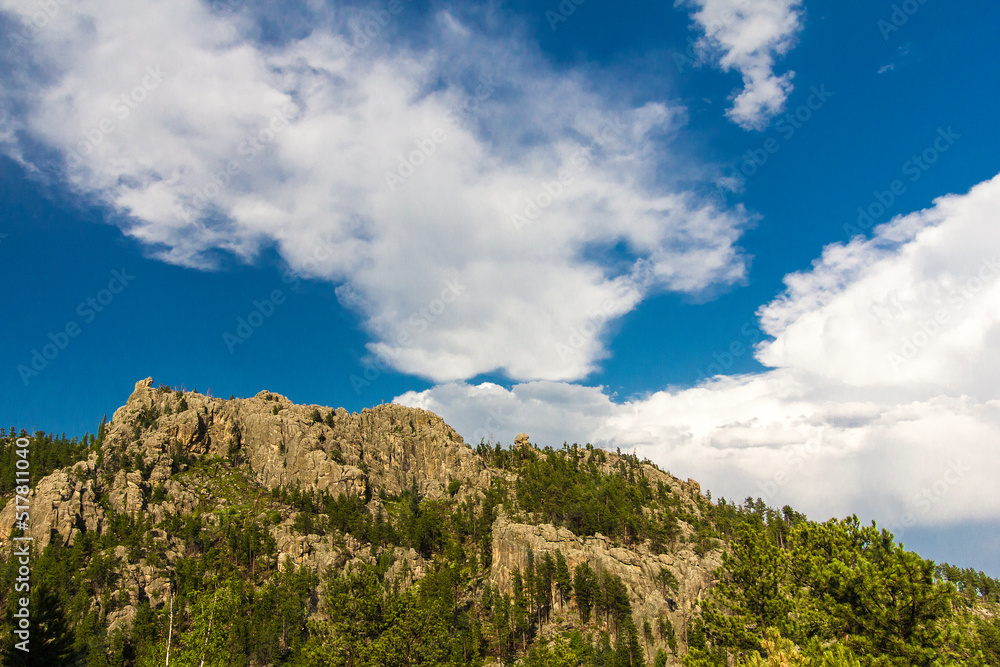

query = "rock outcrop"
[[0, 377, 723, 663], [489, 509, 721, 656], [0, 456, 106, 551], [105, 378, 488, 502]]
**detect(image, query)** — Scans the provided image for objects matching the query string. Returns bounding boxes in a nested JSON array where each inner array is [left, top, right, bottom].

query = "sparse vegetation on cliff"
[[1, 380, 998, 666]]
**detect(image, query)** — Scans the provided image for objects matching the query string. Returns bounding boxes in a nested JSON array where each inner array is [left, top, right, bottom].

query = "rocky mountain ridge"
[[1, 377, 721, 661]]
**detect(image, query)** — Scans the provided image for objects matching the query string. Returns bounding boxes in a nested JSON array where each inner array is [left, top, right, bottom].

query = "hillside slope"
[[1, 378, 998, 666]]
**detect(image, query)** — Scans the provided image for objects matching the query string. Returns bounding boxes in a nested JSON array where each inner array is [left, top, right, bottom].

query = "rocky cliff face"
[[1, 377, 476, 577], [0, 377, 722, 662], [0, 456, 105, 551], [107, 377, 488, 500], [489, 510, 721, 656]]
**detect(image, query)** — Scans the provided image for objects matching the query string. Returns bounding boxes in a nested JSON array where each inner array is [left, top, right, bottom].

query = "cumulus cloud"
[[397, 175, 1000, 533], [0, 0, 750, 383], [397, 380, 614, 450], [679, 0, 803, 129], [757, 175, 1000, 394]]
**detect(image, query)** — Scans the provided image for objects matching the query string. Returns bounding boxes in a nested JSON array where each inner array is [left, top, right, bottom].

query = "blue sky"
[[2, 0, 999, 574]]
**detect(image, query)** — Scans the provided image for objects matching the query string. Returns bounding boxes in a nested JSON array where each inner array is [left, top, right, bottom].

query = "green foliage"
[[737, 628, 863, 666], [658, 614, 677, 654], [573, 562, 597, 625], [1, 424, 998, 667], [135, 566, 316, 666], [162, 578, 246, 666], [132, 564, 314, 667], [523, 636, 579, 667], [692, 514, 974, 667], [0, 430, 91, 501], [699, 524, 791, 655], [656, 566, 679, 598], [295, 562, 484, 666], [975, 616, 1000, 664], [136, 407, 158, 431], [787, 517, 956, 664], [936, 562, 1000, 605], [524, 631, 650, 667], [554, 550, 573, 610], [481, 442, 682, 548], [0, 578, 76, 665]]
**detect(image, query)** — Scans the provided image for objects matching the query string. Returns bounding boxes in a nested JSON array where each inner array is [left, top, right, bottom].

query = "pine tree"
[[574, 562, 597, 626], [698, 523, 791, 655], [0, 580, 76, 666], [537, 552, 554, 622], [554, 550, 573, 612]]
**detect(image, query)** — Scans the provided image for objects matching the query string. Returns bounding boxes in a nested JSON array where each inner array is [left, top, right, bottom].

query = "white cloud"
[[397, 175, 1000, 532], [679, 0, 803, 129], [397, 380, 615, 450], [0, 0, 750, 383], [757, 175, 1000, 394]]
